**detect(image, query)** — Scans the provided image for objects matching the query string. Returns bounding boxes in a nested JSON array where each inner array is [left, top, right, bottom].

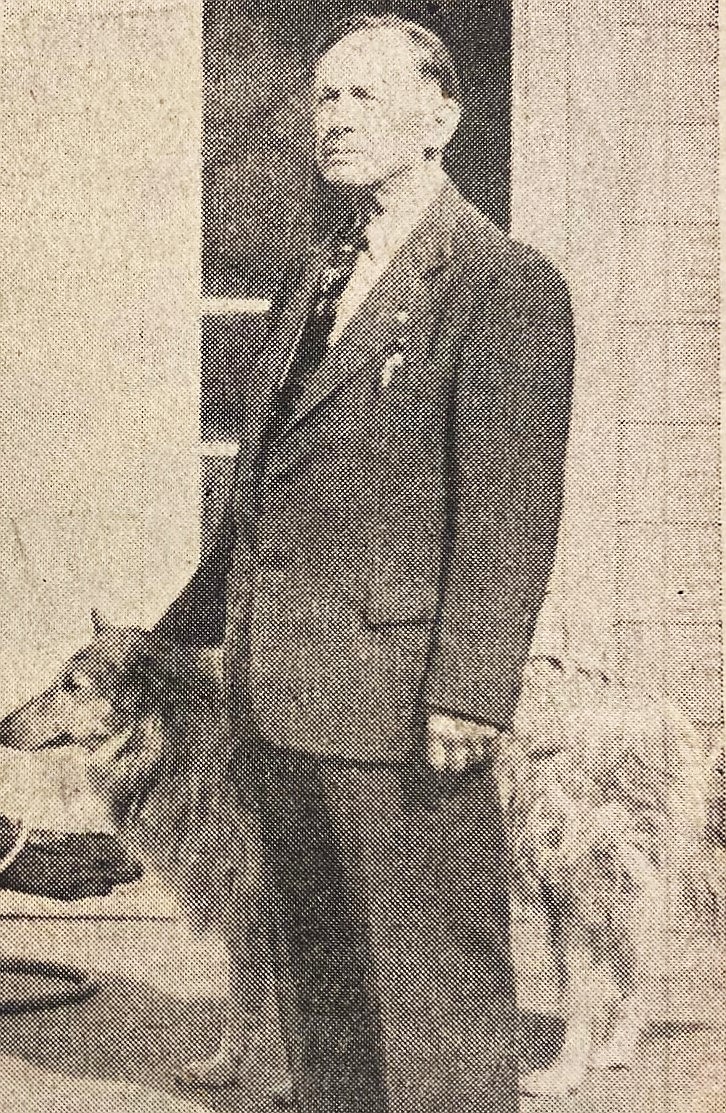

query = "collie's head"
[[0, 612, 220, 753]]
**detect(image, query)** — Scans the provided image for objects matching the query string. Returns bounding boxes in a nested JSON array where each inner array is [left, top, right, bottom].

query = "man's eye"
[[351, 87, 374, 101], [317, 89, 338, 104], [60, 672, 91, 693]]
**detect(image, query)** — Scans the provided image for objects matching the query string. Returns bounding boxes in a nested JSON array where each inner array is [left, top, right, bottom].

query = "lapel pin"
[[394, 310, 410, 324], [320, 267, 339, 292], [381, 350, 405, 389]]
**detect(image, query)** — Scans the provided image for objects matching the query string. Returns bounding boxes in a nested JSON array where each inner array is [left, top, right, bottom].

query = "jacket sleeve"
[[152, 536, 233, 647], [423, 252, 575, 731]]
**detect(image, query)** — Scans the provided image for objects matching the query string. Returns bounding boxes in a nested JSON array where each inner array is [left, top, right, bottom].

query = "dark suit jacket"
[[158, 180, 574, 762]]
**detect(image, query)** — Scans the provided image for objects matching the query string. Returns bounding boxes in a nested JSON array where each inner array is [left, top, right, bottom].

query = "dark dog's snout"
[[0, 704, 65, 752]]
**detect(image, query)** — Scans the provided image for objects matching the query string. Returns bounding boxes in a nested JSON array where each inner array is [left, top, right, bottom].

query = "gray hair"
[[314, 14, 462, 102]]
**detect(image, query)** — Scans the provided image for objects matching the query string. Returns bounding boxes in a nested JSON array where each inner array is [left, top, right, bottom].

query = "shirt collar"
[[363, 163, 450, 264]]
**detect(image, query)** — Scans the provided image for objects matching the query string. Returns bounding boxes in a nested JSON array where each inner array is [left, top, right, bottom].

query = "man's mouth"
[[322, 146, 362, 161], [37, 731, 77, 750]]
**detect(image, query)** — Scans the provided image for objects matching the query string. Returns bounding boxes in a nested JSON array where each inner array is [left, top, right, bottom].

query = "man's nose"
[[317, 94, 362, 128]]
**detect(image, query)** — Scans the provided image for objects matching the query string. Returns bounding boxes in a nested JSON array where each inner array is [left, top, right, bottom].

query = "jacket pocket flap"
[[362, 575, 437, 628]]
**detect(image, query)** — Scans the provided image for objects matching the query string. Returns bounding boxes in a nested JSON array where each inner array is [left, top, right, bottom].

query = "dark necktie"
[[269, 206, 374, 420]]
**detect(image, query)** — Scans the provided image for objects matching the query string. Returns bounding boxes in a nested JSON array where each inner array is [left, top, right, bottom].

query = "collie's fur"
[[0, 619, 721, 1097], [502, 656, 723, 1094], [0, 618, 251, 937]]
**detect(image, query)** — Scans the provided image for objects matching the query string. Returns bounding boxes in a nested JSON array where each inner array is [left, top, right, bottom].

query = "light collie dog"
[[501, 656, 723, 1095]]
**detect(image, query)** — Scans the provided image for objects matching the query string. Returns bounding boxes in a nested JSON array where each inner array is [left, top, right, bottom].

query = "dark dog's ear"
[[91, 609, 113, 637]]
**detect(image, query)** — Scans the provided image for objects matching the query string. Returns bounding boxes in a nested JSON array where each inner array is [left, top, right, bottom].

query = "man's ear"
[[433, 94, 461, 150], [91, 609, 113, 637]]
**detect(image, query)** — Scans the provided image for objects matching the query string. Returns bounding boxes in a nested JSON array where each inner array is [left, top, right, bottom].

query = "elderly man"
[[159, 15, 574, 1112]]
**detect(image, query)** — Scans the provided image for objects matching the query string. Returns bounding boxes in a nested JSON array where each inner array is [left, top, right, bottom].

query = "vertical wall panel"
[[0, 1, 201, 845], [512, 0, 721, 730]]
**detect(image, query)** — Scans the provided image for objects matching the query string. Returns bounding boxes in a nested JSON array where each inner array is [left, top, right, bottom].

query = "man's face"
[[313, 29, 458, 190]]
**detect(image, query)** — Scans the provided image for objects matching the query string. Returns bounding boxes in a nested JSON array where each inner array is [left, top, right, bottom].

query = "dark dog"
[[0, 613, 248, 934]]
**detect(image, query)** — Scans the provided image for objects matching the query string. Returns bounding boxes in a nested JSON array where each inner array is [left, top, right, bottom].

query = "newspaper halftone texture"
[[0, 1, 722, 1112]]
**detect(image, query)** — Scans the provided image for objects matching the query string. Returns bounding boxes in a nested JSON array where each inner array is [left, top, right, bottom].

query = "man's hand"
[[426, 713, 501, 771], [0, 830, 143, 901]]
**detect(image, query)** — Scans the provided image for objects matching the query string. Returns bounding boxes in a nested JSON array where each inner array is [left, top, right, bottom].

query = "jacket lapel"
[[262, 181, 467, 448], [244, 246, 326, 454]]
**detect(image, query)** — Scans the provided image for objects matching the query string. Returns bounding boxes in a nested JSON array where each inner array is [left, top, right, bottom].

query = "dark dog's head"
[[0, 612, 185, 753]]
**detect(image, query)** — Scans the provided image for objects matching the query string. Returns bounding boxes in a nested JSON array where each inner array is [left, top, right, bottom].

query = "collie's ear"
[[91, 609, 113, 637]]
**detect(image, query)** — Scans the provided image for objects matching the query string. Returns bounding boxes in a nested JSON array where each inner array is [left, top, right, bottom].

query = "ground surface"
[[0, 905, 722, 1113]]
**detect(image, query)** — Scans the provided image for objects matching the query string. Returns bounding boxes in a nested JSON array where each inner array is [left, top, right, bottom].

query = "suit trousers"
[[240, 742, 519, 1113]]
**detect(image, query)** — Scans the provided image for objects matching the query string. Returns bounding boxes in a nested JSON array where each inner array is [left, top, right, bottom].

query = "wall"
[[0, 0, 720, 882], [511, 0, 722, 745], [0, 0, 201, 852]]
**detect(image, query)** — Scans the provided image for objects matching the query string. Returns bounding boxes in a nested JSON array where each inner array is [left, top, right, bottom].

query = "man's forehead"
[[314, 28, 425, 88]]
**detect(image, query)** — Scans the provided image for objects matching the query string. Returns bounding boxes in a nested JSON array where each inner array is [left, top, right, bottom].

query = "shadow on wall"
[[202, 0, 512, 298]]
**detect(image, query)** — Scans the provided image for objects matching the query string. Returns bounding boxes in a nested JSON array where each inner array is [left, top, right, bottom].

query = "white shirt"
[[327, 162, 449, 346]]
